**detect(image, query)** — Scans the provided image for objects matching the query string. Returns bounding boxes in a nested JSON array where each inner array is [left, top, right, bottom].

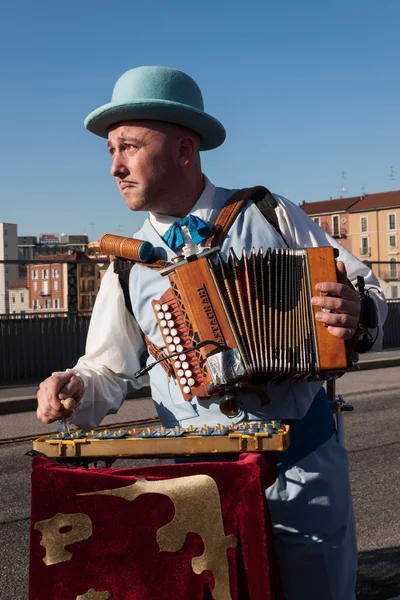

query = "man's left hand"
[[311, 261, 361, 340]]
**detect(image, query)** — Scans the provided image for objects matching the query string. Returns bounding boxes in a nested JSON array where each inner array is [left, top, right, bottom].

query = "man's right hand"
[[37, 372, 84, 424]]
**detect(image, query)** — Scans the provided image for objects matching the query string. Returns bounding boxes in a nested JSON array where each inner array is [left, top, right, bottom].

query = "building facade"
[[26, 251, 106, 314], [28, 255, 69, 312], [300, 190, 400, 299], [7, 280, 29, 314], [299, 197, 359, 253], [0, 223, 19, 314]]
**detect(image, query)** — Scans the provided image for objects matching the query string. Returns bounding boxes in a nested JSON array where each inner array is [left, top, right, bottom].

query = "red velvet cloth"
[[29, 454, 284, 600]]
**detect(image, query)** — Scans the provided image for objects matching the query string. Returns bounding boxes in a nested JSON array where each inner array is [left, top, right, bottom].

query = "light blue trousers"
[[266, 433, 357, 600]]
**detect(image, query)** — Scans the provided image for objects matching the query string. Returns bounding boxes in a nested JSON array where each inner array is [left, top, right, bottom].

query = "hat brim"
[[84, 99, 226, 151]]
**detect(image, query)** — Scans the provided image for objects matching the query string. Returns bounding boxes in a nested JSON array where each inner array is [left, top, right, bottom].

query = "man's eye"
[[109, 148, 115, 156]]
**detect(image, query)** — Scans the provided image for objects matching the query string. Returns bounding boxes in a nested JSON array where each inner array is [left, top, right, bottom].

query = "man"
[[37, 66, 387, 599]]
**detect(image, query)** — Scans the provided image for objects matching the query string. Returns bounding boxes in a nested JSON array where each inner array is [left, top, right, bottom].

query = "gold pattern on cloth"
[[79, 475, 237, 600], [34, 513, 93, 566], [76, 590, 112, 600]]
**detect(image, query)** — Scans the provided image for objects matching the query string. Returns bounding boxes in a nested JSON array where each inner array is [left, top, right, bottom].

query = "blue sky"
[[0, 0, 399, 239]]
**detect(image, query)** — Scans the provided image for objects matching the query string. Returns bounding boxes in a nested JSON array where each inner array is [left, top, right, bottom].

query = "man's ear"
[[177, 135, 198, 167]]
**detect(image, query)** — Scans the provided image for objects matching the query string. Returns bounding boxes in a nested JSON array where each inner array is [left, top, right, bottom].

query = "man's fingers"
[[58, 375, 84, 401], [326, 326, 356, 341], [335, 261, 348, 286], [315, 311, 359, 329], [311, 295, 360, 316], [37, 372, 77, 424], [315, 281, 358, 301]]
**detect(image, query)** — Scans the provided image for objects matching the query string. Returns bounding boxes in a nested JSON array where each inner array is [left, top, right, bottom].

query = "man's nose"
[[110, 154, 129, 178]]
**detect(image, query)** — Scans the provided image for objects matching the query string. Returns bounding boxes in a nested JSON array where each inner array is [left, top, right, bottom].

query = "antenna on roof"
[[389, 165, 396, 182], [361, 184, 367, 196], [339, 171, 346, 197]]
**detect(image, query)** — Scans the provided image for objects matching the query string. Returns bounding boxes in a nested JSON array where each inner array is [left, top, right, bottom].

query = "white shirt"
[[149, 176, 216, 254], [70, 179, 388, 429]]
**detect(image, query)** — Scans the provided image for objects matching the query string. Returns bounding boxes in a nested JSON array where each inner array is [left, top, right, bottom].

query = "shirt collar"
[[149, 176, 216, 237]]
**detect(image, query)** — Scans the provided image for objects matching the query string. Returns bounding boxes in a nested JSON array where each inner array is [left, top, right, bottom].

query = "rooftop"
[[8, 280, 28, 290], [300, 190, 400, 215]]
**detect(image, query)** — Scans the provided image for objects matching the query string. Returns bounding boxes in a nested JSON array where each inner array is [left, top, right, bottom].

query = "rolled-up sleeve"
[[69, 263, 146, 429], [273, 194, 388, 349]]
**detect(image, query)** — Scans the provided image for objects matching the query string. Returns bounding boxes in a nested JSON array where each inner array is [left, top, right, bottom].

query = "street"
[[0, 367, 399, 599]]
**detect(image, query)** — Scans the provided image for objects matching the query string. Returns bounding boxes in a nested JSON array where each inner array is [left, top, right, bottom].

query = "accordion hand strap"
[[204, 186, 269, 248]]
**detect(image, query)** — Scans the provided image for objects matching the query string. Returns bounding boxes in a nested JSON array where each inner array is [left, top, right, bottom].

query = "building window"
[[332, 215, 340, 236], [12, 296, 15, 303], [389, 235, 397, 249], [81, 264, 95, 276], [44, 299, 51, 309], [52, 268, 60, 278], [43, 269, 49, 279], [54, 299, 59, 309], [33, 300, 40, 309], [389, 214, 396, 230], [361, 216, 368, 233], [33, 282, 37, 292], [54, 280, 58, 291], [391, 286, 398, 298], [361, 237, 369, 256], [390, 258, 398, 278], [42, 281, 49, 295], [20, 294, 24, 302], [313, 217, 320, 226], [32, 269, 38, 280]]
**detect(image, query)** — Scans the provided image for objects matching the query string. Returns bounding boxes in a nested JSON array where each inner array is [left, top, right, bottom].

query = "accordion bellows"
[[153, 247, 348, 401]]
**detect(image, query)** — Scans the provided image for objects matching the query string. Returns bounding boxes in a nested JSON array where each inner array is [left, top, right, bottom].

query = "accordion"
[[151, 246, 348, 410]]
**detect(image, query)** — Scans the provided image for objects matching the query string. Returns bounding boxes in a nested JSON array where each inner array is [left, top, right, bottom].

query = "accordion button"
[[183, 386, 191, 394], [176, 345, 184, 353], [166, 336, 173, 344], [157, 312, 164, 319], [179, 354, 186, 361], [187, 378, 195, 386], [173, 336, 180, 344], [177, 369, 184, 377], [185, 370, 192, 377], [174, 361, 181, 368], [162, 304, 169, 312], [167, 320, 174, 327], [171, 328, 178, 336], [182, 361, 189, 370], [165, 312, 172, 320], [169, 344, 176, 352], [180, 377, 187, 385], [163, 328, 170, 335], [160, 320, 167, 327], [154, 304, 162, 311]]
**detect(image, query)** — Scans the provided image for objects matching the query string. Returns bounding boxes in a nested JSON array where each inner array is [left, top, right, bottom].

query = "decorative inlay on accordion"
[[152, 246, 348, 401], [32, 421, 290, 459]]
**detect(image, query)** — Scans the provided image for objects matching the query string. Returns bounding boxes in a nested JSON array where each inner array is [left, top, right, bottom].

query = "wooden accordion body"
[[153, 246, 348, 401]]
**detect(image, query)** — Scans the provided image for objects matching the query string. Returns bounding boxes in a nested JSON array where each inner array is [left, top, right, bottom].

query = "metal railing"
[[0, 312, 90, 383], [1, 258, 400, 383], [321, 223, 347, 238]]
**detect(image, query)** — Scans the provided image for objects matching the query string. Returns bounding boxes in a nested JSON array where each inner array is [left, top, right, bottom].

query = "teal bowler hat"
[[84, 66, 226, 151]]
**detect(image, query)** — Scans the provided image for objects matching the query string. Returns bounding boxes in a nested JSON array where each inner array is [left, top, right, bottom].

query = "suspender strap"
[[205, 186, 285, 248], [113, 258, 134, 316]]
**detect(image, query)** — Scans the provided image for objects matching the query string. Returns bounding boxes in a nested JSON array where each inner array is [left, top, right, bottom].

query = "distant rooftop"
[[8, 279, 28, 290], [33, 251, 88, 262], [300, 190, 400, 215]]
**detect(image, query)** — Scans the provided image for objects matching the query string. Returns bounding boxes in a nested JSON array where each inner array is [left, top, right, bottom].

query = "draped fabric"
[[29, 454, 284, 600]]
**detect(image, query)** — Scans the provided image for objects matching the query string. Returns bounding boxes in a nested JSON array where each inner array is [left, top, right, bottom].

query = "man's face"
[[108, 121, 181, 213]]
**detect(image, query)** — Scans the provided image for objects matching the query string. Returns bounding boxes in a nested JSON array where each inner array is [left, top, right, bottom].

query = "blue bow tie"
[[162, 215, 210, 250]]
